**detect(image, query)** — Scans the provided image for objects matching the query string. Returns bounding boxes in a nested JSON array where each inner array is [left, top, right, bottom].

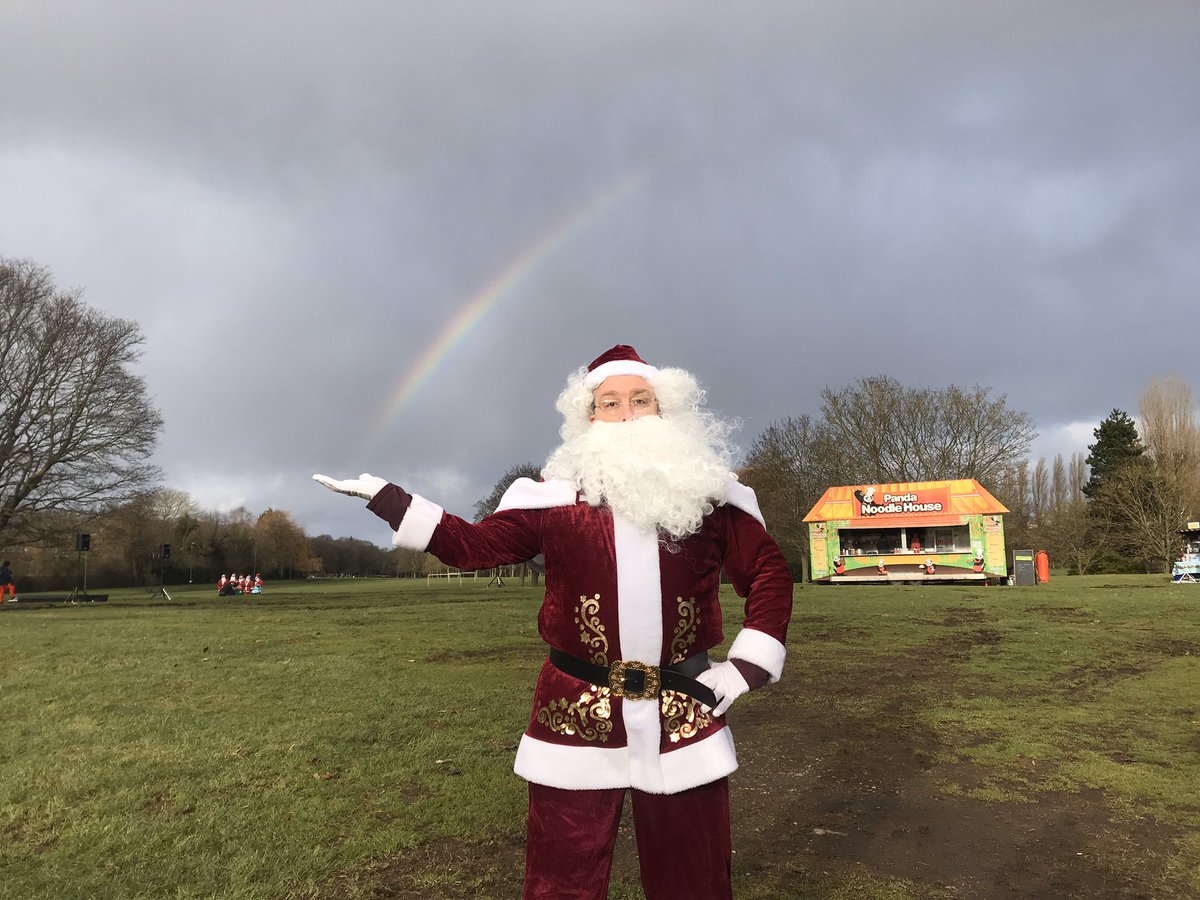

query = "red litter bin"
[[1035, 550, 1050, 584]]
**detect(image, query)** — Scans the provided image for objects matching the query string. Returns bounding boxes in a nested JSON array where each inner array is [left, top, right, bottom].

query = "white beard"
[[541, 415, 736, 539]]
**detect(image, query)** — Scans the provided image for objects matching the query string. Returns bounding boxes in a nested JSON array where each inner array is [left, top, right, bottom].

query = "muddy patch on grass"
[[1138, 637, 1200, 658], [1051, 636, 1199, 697], [939, 606, 989, 627], [1028, 605, 1096, 619], [718, 639, 1192, 899], [295, 631, 1194, 899]]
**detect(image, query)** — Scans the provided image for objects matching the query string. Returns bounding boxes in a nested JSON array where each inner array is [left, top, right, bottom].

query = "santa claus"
[[314, 344, 793, 900]]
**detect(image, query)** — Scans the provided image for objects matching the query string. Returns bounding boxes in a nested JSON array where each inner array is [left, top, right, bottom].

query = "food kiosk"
[[805, 479, 1008, 583], [1172, 522, 1200, 583]]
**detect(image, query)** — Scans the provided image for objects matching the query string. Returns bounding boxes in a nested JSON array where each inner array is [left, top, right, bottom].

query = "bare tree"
[[1138, 375, 1200, 513], [1042, 499, 1106, 575], [1051, 454, 1068, 510], [255, 508, 310, 579], [742, 379, 1036, 567], [1033, 452, 1096, 571], [1068, 452, 1088, 503], [818, 376, 1035, 484], [388, 546, 435, 577], [1092, 375, 1200, 572], [991, 461, 1032, 548], [0, 259, 162, 550], [740, 414, 854, 564], [1031, 458, 1049, 524], [474, 462, 542, 521], [1097, 459, 1192, 572], [96, 492, 171, 584], [150, 488, 199, 523]]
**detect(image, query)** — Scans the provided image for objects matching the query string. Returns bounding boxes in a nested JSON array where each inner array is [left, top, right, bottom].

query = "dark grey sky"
[[2, 2, 1197, 544]]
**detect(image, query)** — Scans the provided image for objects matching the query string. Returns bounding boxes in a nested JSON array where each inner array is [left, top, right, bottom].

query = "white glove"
[[695, 660, 750, 717], [312, 473, 388, 501]]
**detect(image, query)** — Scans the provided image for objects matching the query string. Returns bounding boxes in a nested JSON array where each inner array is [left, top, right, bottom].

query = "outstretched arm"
[[313, 473, 542, 571]]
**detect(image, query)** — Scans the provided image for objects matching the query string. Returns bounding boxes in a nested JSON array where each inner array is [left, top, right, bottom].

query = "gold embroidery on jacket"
[[574, 593, 609, 665], [661, 690, 712, 743], [536, 687, 613, 743], [670, 596, 700, 664]]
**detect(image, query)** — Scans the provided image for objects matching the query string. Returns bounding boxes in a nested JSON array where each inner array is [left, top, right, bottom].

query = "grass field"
[[1, 575, 1198, 898]]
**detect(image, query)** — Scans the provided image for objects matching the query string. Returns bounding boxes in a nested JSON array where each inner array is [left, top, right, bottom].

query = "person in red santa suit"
[[314, 345, 793, 900]]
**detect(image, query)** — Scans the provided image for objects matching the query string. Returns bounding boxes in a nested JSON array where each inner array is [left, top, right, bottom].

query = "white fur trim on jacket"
[[391, 494, 443, 551], [610, 513, 668, 788], [727, 628, 787, 683], [513, 726, 737, 794], [722, 481, 765, 526], [494, 478, 577, 512]]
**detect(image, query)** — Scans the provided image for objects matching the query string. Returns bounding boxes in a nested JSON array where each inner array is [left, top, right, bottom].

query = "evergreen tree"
[[1082, 409, 1144, 500]]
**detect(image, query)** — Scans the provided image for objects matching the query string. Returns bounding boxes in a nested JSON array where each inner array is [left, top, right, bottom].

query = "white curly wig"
[[550, 365, 736, 449]]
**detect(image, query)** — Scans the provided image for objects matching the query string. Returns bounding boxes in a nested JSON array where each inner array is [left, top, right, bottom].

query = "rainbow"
[[357, 166, 653, 457]]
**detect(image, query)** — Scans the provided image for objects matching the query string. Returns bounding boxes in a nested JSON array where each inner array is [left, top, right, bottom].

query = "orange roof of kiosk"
[[803, 479, 1009, 526]]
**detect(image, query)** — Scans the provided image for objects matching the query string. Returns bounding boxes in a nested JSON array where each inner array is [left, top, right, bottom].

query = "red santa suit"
[[366, 476, 792, 898]]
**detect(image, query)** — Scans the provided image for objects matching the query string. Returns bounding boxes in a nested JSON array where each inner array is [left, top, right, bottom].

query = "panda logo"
[[853, 486, 877, 513]]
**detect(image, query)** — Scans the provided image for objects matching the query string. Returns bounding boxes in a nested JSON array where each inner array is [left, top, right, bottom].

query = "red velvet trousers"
[[523, 778, 732, 900]]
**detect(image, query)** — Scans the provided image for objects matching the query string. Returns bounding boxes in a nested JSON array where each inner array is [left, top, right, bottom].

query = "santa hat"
[[583, 344, 658, 389]]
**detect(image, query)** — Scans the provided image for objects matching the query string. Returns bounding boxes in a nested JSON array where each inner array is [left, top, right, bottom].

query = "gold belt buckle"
[[609, 659, 661, 700]]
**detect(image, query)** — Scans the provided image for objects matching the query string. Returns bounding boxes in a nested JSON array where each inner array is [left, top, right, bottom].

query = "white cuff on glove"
[[695, 659, 751, 717], [312, 473, 388, 501]]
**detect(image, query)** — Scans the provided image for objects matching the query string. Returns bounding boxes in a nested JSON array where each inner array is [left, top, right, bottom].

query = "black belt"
[[548, 647, 717, 709]]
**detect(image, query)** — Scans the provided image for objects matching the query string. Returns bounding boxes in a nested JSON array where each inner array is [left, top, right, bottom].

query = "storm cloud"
[[2, 1, 1196, 543]]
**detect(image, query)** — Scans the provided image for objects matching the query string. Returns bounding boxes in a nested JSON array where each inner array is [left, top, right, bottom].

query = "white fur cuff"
[[728, 628, 787, 683], [391, 494, 443, 551]]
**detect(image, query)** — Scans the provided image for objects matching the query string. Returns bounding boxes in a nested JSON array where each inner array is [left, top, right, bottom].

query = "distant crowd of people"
[[217, 573, 263, 596]]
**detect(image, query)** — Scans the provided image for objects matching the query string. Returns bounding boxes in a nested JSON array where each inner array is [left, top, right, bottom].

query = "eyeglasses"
[[592, 395, 659, 419]]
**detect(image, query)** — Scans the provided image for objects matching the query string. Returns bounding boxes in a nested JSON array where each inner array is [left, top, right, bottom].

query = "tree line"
[[5, 258, 1197, 586], [1, 258, 441, 591], [739, 375, 1200, 576], [10, 488, 440, 593]]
